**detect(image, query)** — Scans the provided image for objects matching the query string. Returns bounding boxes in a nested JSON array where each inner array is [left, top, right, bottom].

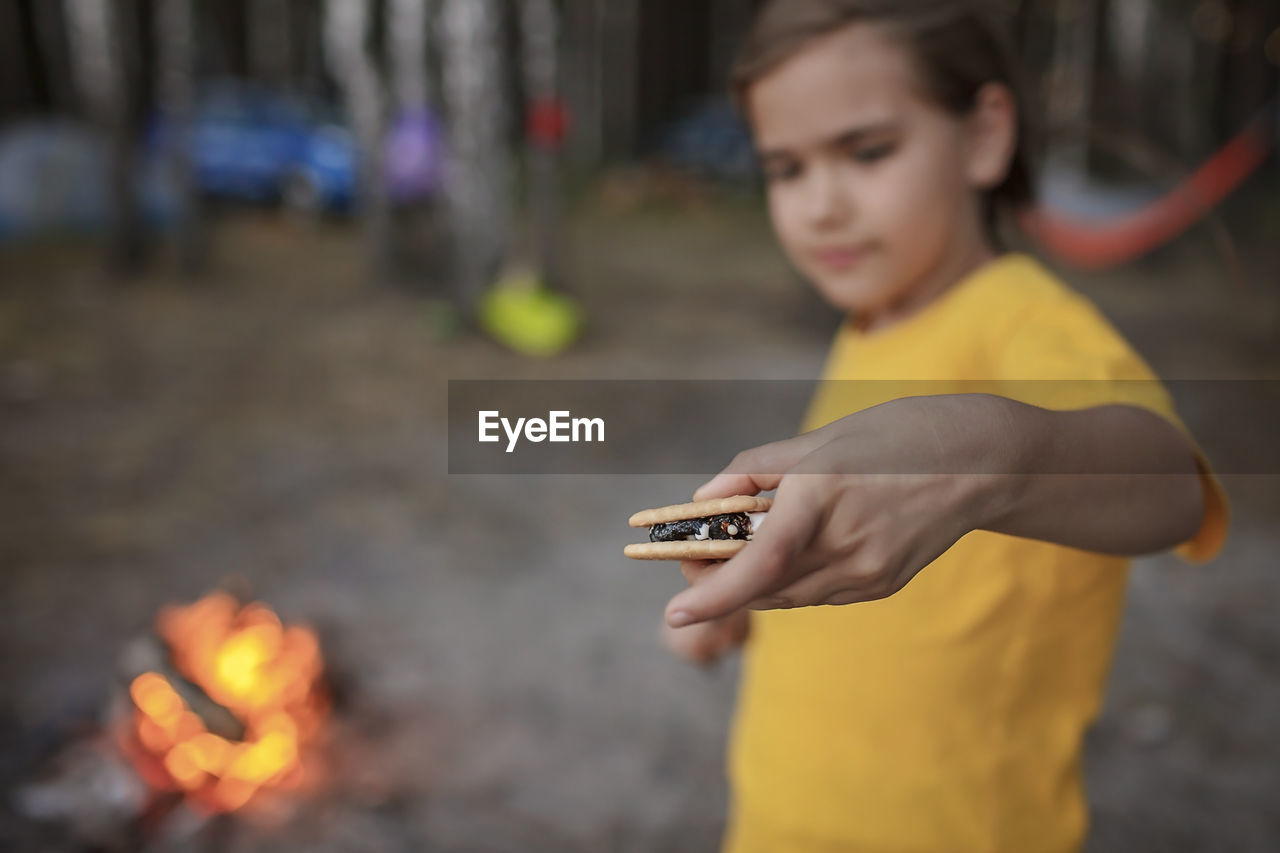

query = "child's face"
[[747, 23, 1008, 323]]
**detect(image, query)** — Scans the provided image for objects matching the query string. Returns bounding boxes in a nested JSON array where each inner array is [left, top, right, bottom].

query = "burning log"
[[117, 592, 330, 814], [119, 636, 245, 742], [14, 590, 343, 851]]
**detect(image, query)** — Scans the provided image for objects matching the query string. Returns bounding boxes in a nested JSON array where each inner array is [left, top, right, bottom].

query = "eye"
[[848, 142, 895, 164], [761, 159, 802, 183]]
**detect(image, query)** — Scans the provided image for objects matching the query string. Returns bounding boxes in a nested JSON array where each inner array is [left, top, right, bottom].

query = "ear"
[[964, 82, 1017, 191]]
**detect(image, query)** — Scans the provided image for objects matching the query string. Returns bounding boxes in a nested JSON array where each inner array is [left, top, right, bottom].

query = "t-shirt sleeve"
[[992, 295, 1229, 564]]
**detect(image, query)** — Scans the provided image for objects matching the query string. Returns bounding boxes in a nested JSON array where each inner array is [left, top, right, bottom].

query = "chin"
[[811, 274, 891, 316]]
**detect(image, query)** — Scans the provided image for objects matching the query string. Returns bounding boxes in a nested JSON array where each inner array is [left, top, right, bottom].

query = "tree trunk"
[[156, 0, 205, 274], [250, 0, 294, 89], [600, 0, 639, 160], [389, 0, 431, 111], [709, 0, 753, 91], [1047, 0, 1100, 174], [324, 0, 392, 281], [64, 0, 145, 275], [1106, 0, 1154, 142], [440, 0, 509, 313], [291, 0, 322, 90], [30, 0, 76, 114], [520, 0, 565, 290], [560, 0, 604, 168]]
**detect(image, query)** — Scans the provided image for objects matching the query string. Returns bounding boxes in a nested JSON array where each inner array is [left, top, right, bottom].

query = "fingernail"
[[668, 610, 695, 628]]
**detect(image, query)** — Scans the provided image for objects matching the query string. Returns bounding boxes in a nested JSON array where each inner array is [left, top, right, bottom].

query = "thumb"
[[666, 485, 820, 627], [693, 430, 830, 501]]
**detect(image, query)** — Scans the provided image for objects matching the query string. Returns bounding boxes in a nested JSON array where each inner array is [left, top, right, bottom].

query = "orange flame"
[[127, 593, 328, 812]]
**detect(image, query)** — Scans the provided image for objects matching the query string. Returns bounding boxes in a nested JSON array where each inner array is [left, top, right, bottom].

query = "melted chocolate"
[[649, 513, 752, 543]]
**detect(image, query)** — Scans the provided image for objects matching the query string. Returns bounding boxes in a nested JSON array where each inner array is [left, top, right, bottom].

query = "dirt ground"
[[1, 197, 1278, 851]]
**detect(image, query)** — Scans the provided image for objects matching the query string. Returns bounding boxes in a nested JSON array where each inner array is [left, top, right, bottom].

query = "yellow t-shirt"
[[724, 254, 1228, 853]]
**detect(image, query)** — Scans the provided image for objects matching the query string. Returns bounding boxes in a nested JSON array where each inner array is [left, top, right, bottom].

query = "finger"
[[679, 560, 721, 586], [660, 623, 716, 664], [660, 618, 740, 665], [745, 560, 875, 611], [725, 609, 751, 645], [692, 470, 779, 502], [692, 431, 830, 500], [666, 487, 821, 627]]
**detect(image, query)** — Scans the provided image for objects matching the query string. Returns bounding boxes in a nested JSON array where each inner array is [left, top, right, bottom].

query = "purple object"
[[385, 109, 445, 202]]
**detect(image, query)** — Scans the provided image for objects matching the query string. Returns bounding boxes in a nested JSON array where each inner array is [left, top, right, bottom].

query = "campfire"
[[119, 592, 330, 814], [12, 591, 434, 848]]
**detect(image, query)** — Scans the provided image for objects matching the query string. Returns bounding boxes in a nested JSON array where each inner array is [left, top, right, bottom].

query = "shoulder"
[[972, 253, 1091, 329], [982, 255, 1157, 381]]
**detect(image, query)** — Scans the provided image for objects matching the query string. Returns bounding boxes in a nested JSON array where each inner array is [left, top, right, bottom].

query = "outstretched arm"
[[666, 394, 1205, 628], [977, 399, 1202, 553]]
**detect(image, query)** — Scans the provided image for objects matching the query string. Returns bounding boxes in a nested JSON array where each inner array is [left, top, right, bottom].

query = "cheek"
[[766, 189, 807, 258], [877, 154, 959, 239], [868, 143, 970, 266]]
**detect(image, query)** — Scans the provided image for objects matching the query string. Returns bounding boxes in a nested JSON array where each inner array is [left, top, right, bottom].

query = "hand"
[[665, 395, 1017, 628], [660, 604, 750, 665]]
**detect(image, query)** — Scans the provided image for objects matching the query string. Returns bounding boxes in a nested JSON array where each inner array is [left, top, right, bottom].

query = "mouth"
[[811, 244, 872, 272]]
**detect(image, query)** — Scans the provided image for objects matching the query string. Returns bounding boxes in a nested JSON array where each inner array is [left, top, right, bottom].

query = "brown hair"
[[731, 0, 1035, 235]]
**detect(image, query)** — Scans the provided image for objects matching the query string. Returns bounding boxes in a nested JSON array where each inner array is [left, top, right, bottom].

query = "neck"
[[856, 236, 997, 334]]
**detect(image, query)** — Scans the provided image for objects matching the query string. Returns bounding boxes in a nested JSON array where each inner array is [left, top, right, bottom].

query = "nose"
[[800, 163, 850, 228]]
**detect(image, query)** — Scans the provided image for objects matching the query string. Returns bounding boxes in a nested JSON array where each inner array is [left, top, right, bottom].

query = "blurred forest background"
[[0, 0, 1276, 292], [2, 1, 1279, 851]]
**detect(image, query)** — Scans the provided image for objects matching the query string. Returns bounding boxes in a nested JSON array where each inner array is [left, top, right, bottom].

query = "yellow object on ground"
[[479, 269, 582, 357]]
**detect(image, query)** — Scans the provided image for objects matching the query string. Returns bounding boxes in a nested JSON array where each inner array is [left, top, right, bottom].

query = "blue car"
[[151, 80, 443, 214]]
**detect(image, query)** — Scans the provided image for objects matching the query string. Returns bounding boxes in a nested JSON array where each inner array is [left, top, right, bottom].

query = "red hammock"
[[1022, 109, 1275, 270]]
